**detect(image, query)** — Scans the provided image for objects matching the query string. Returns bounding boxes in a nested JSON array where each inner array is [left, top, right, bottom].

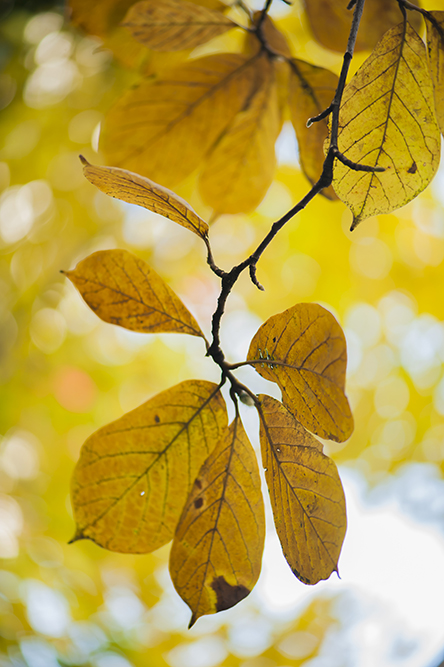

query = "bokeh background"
[[2, 1, 444, 666]]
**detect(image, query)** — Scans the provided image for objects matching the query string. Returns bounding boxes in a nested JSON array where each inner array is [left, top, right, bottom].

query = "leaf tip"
[[68, 528, 84, 544], [188, 614, 198, 630], [79, 154, 89, 167]]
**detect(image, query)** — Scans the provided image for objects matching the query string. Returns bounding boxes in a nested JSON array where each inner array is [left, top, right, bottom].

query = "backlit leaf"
[[101, 52, 263, 187], [426, 12, 444, 136], [123, 0, 236, 52], [258, 395, 346, 585], [170, 414, 265, 626], [64, 249, 204, 338], [247, 303, 353, 442], [70, 380, 227, 553], [80, 157, 209, 239], [199, 57, 281, 214], [288, 59, 338, 199], [302, 0, 421, 53], [333, 20, 440, 229]]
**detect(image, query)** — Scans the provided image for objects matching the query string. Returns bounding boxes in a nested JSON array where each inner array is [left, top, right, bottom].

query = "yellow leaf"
[[247, 303, 353, 443], [123, 0, 236, 52], [198, 57, 281, 214], [425, 12, 444, 136], [169, 415, 265, 626], [258, 395, 347, 585], [70, 380, 227, 553], [64, 249, 204, 338], [101, 52, 263, 187], [288, 59, 338, 199], [333, 20, 440, 229], [302, 0, 421, 53], [80, 157, 209, 239]]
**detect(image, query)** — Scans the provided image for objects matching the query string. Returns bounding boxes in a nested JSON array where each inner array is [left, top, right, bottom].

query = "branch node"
[[334, 148, 385, 173]]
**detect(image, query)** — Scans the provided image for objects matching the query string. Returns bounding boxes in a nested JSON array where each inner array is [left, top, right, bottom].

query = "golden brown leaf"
[[258, 395, 346, 585], [426, 12, 444, 136], [123, 0, 236, 52], [199, 57, 281, 214], [169, 415, 265, 626], [302, 0, 421, 53], [101, 52, 263, 188], [64, 249, 204, 338], [288, 59, 338, 199], [333, 20, 440, 229], [247, 303, 353, 443], [80, 157, 209, 239], [70, 380, 227, 553]]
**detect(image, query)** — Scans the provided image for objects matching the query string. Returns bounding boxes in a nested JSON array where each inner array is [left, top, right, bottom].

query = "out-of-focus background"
[[2, 1, 444, 666]]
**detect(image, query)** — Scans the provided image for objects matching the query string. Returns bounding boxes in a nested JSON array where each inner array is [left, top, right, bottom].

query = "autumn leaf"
[[122, 0, 237, 52], [258, 395, 346, 585], [101, 52, 263, 188], [288, 59, 338, 199], [302, 0, 421, 53], [64, 249, 204, 338], [333, 20, 440, 229], [425, 12, 444, 136], [80, 157, 209, 239], [70, 380, 227, 553], [199, 57, 281, 214], [247, 303, 353, 443], [170, 414, 265, 626]]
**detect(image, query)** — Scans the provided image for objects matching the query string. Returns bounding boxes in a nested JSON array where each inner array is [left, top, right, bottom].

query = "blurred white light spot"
[[24, 60, 81, 108], [20, 637, 59, 667], [92, 652, 134, 667], [24, 13, 64, 44], [30, 308, 66, 354], [68, 622, 108, 658], [0, 429, 40, 480], [0, 186, 33, 243], [278, 631, 318, 659], [374, 375, 409, 418], [379, 291, 416, 346], [167, 636, 227, 667], [228, 616, 272, 657], [34, 31, 74, 65], [345, 303, 381, 349], [350, 237, 393, 280], [105, 586, 145, 631], [23, 580, 71, 637], [0, 495, 23, 558], [276, 121, 299, 166]]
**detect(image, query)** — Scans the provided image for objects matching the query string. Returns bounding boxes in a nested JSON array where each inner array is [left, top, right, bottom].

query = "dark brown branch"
[[333, 148, 385, 173], [205, 0, 368, 401]]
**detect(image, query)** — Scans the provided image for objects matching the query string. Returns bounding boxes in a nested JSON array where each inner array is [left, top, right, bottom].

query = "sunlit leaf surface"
[[123, 0, 236, 51], [101, 52, 263, 187], [258, 395, 347, 585], [333, 20, 440, 228], [81, 157, 209, 239], [64, 249, 204, 337], [302, 0, 421, 52], [71, 380, 227, 552], [247, 303, 353, 442], [199, 57, 281, 214], [170, 415, 265, 626], [426, 11, 444, 136]]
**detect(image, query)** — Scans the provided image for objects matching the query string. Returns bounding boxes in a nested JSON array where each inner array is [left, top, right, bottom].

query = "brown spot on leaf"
[[154, 414, 160, 423], [210, 576, 250, 612], [195, 479, 202, 489], [407, 161, 417, 174], [194, 497, 203, 509]]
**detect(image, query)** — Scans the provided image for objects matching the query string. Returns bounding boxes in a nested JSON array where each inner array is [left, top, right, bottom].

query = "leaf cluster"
[[64, 0, 444, 627]]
